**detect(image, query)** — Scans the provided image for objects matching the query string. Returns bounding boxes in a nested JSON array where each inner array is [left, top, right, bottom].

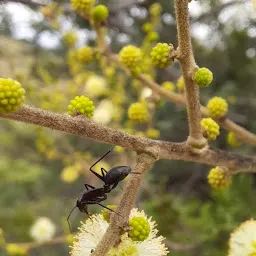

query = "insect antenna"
[[90, 145, 115, 171], [67, 205, 77, 233]]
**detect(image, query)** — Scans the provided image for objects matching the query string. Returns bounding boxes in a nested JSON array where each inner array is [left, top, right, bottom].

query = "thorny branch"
[[1, 105, 255, 172], [105, 53, 256, 146], [174, 0, 207, 149]]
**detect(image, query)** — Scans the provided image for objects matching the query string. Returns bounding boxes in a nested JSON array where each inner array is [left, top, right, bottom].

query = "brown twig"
[[1, 105, 255, 172], [105, 53, 256, 145], [92, 152, 156, 256], [95, 25, 107, 52], [174, 0, 207, 150]]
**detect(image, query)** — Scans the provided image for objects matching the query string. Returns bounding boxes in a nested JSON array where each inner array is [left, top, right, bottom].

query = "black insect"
[[67, 145, 139, 232], [76, 184, 109, 214], [89, 145, 139, 193], [67, 183, 118, 232]]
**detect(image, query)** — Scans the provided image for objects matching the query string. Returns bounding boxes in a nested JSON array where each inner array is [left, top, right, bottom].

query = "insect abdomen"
[[105, 166, 131, 185]]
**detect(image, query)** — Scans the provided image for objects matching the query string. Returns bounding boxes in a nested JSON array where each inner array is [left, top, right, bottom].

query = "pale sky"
[[2, 0, 256, 49]]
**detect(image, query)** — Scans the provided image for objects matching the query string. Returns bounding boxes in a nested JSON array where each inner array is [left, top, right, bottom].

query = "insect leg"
[[84, 194, 107, 205], [84, 208, 91, 218], [101, 168, 108, 179], [110, 181, 119, 191], [89, 146, 115, 182], [84, 183, 95, 190], [89, 169, 105, 182], [80, 203, 92, 219]]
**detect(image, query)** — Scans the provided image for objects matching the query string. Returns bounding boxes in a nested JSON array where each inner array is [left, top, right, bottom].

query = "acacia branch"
[[174, 0, 206, 149], [1, 105, 255, 172], [93, 6, 256, 146], [92, 153, 155, 256], [106, 53, 256, 145]]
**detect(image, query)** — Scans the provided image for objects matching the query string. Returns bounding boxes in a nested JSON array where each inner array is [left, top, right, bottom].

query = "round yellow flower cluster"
[[76, 46, 94, 64], [146, 128, 160, 139], [193, 67, 213, 87], [6, 244, 27, 255], [0, 78, 26, 113], [207, 166, 232, 189], [63, 31, 78, 47], [149, 3, 162, 17], [147, 31, 159, 42], [207, 97, 228, 118], [162, 81, 175, 92], [128, 102, 150, 123], [71, 0, 95, 16], [101, 205, 117, 222], [142, 22, 153, 33], [227, 132, 241, 147], [177, 76, 185, 93], [61, 164, 81, 183], [129, 216, 150, 241], [68, 96, 95, 117], [119, 45, 142, 75], [150, 43, 173, 68], [91, 4, 109, 23], [201, 117, 220, 141]]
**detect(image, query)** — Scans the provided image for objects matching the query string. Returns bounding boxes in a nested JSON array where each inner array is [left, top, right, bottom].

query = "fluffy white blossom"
[[70, 215, 108, 255], [92, 100, 115, 125], [84, 76, 107, 98], [129, 209, 168, 256], [70, 209, 169, 256], [228, 219, 256, 256], [30, 217, 56, 242], [140, 88, 152, 100]]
